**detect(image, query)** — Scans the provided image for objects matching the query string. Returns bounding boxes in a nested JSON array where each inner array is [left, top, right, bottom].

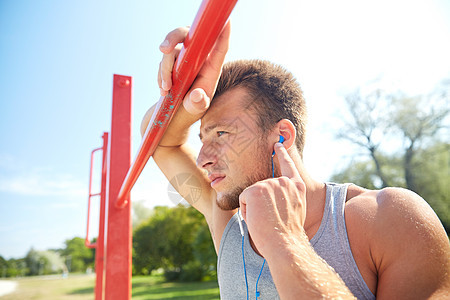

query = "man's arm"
[[240, 143, 450, 298], [265, 232, 355, 299], [363, 188, 450, 299], [266, 187, 450, 299], [239, 142, 355, 298], [140, 92, 213, 216], [141, 23, 230, 224]]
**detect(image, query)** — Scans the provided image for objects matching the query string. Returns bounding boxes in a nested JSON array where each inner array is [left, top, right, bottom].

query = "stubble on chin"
[[216, 147, 272, 211]]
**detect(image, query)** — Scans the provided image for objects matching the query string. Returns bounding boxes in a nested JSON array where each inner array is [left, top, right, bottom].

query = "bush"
[[133, 205, 217, 281], [179, 261, 204, 282], [163, 268, 181, 281]]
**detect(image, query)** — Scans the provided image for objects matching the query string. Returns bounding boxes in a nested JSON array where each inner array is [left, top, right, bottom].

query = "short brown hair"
[[214, 59, 307, 157]]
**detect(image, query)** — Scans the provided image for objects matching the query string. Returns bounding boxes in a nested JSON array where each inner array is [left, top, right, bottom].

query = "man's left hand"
[[239, 142, 307, 257]]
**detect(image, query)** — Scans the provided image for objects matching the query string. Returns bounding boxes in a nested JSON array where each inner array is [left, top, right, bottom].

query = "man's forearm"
[[266, 232, 355, 299], [141, 100, 200, 147]]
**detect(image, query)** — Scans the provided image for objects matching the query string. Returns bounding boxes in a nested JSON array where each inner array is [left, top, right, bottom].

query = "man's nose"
[[196, 143, 218, 170]]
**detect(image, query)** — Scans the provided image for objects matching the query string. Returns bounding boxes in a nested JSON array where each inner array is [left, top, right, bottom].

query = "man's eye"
[[217, 131, 227, 137]]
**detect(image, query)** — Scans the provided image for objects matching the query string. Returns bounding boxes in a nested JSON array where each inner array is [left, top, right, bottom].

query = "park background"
[[0, 0, 449, 297]]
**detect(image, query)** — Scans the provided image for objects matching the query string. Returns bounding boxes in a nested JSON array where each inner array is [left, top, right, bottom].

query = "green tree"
[[9, 258, 27, 277], [25, 248, 43, 275], [336, 88, 392, 187], [132, 201, 153, 229], [334, 82, 450, 232], [336, 82, 449, 190], [133, 205, 216, 281], [409, 142, 450, 230], [0, 256, 6, 277], [24, 248, 64, 275], [61, 237, 94, 273], [1, 258, 27, 278], [192, 220, 217, 279], [331, 141, 450, 232], [389, 94, 449, 193]]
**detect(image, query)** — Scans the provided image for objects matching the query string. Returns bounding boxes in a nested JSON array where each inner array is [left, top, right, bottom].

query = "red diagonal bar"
[[116, 0, 238, 208]]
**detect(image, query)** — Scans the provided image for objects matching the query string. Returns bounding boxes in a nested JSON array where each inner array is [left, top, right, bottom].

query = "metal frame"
[[105, 75, 132, 300], [116, 0, 238, 208], [85, 132, 108, 300], [85, 0, 238, 299]]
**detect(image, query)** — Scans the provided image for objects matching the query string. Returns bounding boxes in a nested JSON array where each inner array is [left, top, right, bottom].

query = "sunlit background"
[[1, 0, 449, 260]]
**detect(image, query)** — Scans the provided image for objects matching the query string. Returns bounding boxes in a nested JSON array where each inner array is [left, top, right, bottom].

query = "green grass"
[[132, 275, 219, 299], [1, 274, 96, 300], [1, 274, 219, 300]]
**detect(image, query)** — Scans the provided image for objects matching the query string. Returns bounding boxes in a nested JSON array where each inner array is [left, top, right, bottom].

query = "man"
[[141, 23, 450, 299]]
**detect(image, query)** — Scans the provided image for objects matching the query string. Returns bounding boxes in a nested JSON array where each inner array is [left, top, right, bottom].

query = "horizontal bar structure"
[[85, 132, 109, 300], [116, 0, 238, 208], [85, 146, 103, 249]]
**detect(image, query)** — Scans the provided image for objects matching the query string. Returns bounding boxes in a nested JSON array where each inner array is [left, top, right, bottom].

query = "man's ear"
[[276, 119, 296, 150]]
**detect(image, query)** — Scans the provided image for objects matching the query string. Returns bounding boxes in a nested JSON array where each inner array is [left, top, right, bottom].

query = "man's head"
[[215, 59, 307, 157], [197, 59, 307, 210]]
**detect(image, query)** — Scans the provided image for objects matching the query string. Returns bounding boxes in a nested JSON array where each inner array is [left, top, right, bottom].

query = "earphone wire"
[[241, 139, 280, 299], [241, 230, 249, 300]]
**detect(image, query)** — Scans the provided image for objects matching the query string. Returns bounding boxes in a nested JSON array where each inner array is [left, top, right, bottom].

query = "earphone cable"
[[240, 144, 279, 299], [241, 231, 249, 300]]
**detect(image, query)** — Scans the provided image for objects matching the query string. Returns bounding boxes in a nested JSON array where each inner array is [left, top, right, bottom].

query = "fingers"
[[183, 88, 211, 116], [158, 27, 189, 96], [274, 142, 303, 181], [159, 26, 190, 53], [239, 186, 250, 223], [192, 21, 231, 98], [159, 45, 180, 95], [205, 21, 231, 74], [158, 62, 168, 96], [239, 198, 247, 223]]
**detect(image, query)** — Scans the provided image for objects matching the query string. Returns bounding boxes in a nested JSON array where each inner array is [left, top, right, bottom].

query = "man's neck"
[[249, 151, 327, 256], [292, 153, 327, 239]]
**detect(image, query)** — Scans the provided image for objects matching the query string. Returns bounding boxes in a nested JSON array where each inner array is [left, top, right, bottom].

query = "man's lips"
[[208, 174, 226, 187]]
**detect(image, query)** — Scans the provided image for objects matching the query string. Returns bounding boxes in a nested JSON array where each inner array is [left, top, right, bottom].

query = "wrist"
[[262, 229, 309, 262], [158, 105, 199, 146]]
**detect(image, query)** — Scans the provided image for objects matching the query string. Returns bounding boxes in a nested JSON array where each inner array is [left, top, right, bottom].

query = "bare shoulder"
[[345, 186, 447, 236], [344, 185, 450, 299], [346, 186, 447, 244]]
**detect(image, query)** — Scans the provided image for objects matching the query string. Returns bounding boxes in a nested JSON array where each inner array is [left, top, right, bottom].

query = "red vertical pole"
[[105, 75, 132, 300], [95, 132, 109, 300]]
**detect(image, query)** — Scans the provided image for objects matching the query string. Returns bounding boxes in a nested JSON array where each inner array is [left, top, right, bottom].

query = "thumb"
[[183, 88, 210, 116]]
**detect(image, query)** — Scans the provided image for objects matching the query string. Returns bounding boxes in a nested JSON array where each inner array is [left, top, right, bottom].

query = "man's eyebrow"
[[199, 124, 219, 141], [199, 122, 233, 140]]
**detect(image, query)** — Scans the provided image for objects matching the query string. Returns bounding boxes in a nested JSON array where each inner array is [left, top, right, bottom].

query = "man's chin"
[[214, 170, 271, 211], [216, 190, 241, 211]]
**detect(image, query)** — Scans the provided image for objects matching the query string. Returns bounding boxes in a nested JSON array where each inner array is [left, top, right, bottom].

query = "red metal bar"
[[116, 0, 238, 208], [85, 146, 103, 249], [85, 132, 109, 299], [95, 132, 108, 300], [105, 75, 132, 300]]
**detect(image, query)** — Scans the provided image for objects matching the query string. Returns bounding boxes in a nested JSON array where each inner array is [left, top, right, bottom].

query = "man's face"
[[197, 88, 273, 210]]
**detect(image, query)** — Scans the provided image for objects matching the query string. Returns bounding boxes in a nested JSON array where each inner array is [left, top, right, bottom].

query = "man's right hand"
[[157, 22, 231, 118], [142, 21, 239, 253]]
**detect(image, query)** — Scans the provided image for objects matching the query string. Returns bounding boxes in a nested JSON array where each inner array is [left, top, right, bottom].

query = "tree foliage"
[[332, 142, 450, 231], [24, 248, 66, 276], [333, 82, 450, 232], [60, 237, 94, 273], [1, 255, 27, 278], [132, 205, 216, 281], [132, 201, 153, 229]]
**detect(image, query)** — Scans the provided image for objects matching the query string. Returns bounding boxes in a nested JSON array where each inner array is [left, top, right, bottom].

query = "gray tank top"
[[217, 182, 376, 299]]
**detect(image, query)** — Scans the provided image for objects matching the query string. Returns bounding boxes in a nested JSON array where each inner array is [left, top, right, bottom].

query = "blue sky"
[[1, 0, 449, 259]]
